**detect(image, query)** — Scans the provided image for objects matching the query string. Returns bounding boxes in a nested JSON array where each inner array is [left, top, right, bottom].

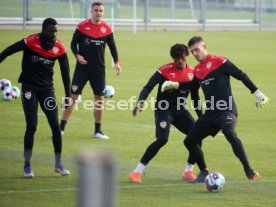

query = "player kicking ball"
[[162, 36, 269, 183]]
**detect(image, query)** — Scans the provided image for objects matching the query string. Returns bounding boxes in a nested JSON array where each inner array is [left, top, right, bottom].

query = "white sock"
[[184, 163, 194, 172], [133, 162, 146, 173]]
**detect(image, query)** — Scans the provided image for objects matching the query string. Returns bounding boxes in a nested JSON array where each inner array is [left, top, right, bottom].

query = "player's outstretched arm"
[[133, 72, 164, 117], [254, 89, 269, 108], [0, 39, 25, 63]]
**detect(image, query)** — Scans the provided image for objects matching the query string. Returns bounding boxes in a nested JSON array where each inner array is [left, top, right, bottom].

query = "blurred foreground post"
[[78, 150, 117, 207]]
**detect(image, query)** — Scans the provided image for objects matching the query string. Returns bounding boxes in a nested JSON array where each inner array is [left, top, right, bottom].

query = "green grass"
[[1, 30, 276, 207], [1, 0, 276, 23]]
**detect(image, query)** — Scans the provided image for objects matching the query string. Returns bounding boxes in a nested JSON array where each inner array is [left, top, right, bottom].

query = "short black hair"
[[170, 44, 189, 59], [42, 18, 57, 31], [188, 36, 204, 47], [92, 2, 104, 8]]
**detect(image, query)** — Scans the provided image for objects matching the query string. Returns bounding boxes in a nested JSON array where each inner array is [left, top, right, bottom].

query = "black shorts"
[[155, 109, 195, 140], [71, 69, 105, 96], [21, 83, 59, 129], [186, 111, 237, 144]]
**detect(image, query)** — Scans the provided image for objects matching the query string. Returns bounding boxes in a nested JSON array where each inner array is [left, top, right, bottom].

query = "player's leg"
[[38, 89, 70, 176], [218, 112, 259, 180], [90, 74, 108, 139], [184, 115, 217, 183], [21, 84, 38, 178], [60, 70, 88, 135], [129, 110, 171, 183], [172, 111, 199, 181]]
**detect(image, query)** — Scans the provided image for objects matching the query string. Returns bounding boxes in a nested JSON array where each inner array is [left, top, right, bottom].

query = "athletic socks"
[[133, 162, 146, 174], [184, 163, 194, 172], [95, 123, 101, 134], [55, 152, 61, 166], [24, 149, 32, 168], [60, 120, 67, 131]]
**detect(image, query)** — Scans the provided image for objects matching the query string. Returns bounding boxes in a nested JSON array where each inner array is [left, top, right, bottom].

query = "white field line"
[[9, 111, 177, 130], [1, 180, 276, 195], [12, 111, 81, 120]]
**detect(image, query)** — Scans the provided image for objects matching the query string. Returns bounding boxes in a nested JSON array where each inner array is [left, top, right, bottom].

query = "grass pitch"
[[0, 30, 276, 207]]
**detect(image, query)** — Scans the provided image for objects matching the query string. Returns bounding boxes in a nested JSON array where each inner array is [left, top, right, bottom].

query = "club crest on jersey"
[[53, 47, 59, 54], [24, 91, 32, 100], [187, 72, 194, 80], [72, 85, 78, 92], [160, 121, 167, 129], [206, 62, 212, 70], [100, 27, 106, 33]]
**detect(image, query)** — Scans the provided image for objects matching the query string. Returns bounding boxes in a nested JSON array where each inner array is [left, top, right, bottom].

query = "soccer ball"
[[2, 87, 15, 101], [0, 79, 11, 90], [205, 172, 225, 193], [11, 86, 20, 99], [103, 85, 115, 98]]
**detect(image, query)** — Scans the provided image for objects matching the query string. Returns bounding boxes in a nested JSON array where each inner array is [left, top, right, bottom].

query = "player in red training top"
[[60, 1, 122, 139], [162, 36, 269, 183], [128, 44, 202, 184], [0, 18, 71, 178]]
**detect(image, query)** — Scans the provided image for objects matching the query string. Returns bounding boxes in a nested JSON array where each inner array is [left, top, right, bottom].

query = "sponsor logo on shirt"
[[84, 38, 90, 45], [201, 78, 215, 85], [31, 55, 38, 62], [169, 73, 176, 78]]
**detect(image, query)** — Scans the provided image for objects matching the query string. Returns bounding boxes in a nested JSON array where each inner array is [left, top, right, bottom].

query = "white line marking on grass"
[[1, 180, 276, 195], [12, 111, 81, 120], [0, 188, 78, 194]]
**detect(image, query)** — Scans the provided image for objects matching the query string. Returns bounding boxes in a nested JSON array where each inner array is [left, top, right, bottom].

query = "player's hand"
[[133, 101, 144, 117], [161, 81, 179, 92], [76, 54, 87, 65], [254, 89, 269, 108], [115, 62, 121, 75]]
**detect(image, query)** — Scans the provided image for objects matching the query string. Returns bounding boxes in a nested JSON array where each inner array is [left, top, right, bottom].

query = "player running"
[[60, 1, 121, 139], [162, 36, 269, 183], [0, 18, 71, 178], [128, 43, 202, 184]]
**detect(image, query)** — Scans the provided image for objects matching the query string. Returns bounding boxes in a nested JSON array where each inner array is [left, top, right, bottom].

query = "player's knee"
[[26, 124, 37, 134], [222, 128, 237, 140], [184, 136, 193, 149], [156, 137, 168, 147], [49, 122, 60, 133]]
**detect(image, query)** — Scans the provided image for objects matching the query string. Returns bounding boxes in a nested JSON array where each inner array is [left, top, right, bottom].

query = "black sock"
[[24, 162, 30, 169], [24, 149, 32, 169], [60, 120, 67, 131], [95, 123, 101, 134]]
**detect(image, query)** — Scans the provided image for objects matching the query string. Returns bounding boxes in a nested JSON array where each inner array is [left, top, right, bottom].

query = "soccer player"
[[0, 18, 71, 178], [60, 1, 122, 139], [128, 44, 202, 184], [162, 36, 269, 183]]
